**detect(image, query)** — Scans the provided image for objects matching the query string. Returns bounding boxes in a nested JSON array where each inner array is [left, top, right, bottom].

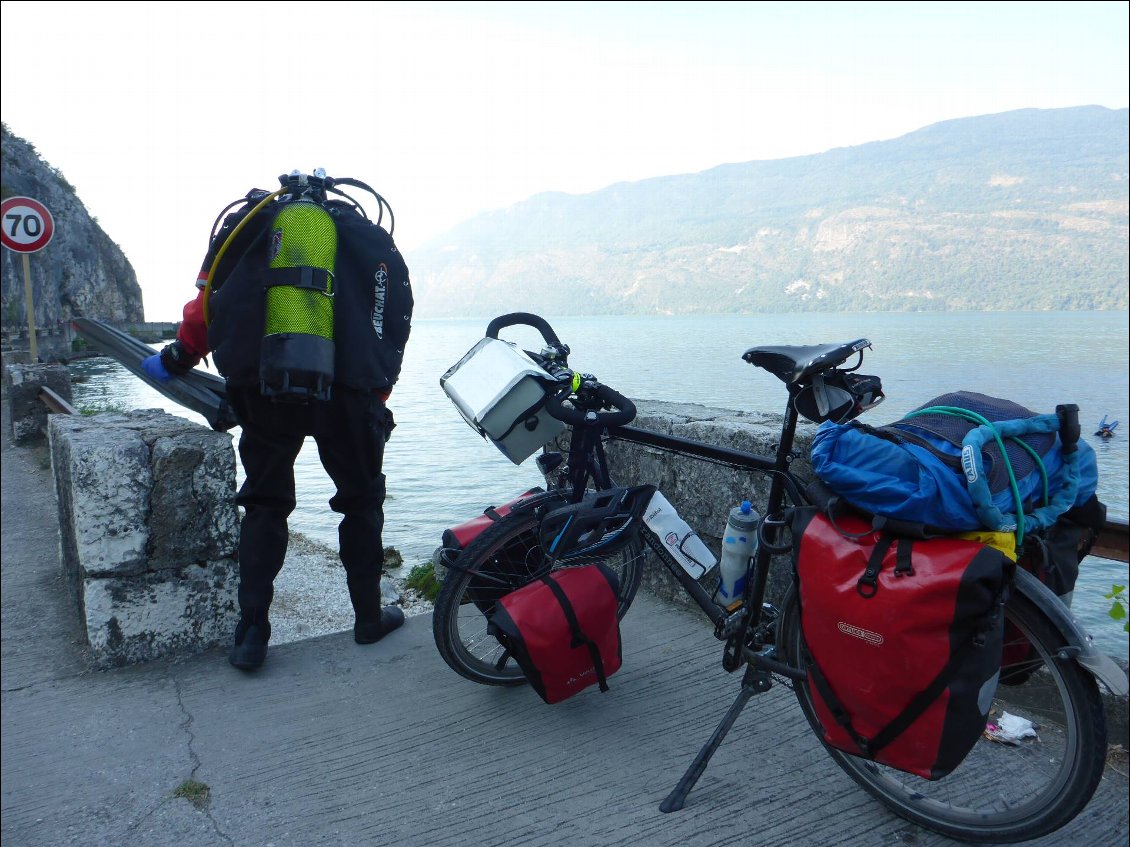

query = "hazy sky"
[[2, 1, 1127, 320]]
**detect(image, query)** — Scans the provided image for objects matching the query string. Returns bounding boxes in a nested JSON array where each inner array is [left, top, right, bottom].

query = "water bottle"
[[715, 501, 759, 611]]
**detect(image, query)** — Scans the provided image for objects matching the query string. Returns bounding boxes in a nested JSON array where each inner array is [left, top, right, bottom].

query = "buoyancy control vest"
[[205, 172, 413, 399]]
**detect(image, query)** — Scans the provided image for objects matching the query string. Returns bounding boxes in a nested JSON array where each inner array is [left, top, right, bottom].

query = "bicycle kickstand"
[[659, 665, 770, 813]]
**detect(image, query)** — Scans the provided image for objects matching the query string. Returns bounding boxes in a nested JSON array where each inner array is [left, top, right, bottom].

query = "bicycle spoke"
[[433, 509, 645, 687]]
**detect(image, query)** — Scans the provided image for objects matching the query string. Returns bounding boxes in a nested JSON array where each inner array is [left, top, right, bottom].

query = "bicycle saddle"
[[742, 339, 872, 384]]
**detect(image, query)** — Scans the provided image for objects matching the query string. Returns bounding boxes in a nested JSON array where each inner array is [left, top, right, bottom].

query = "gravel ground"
[[269, 532, 435, 644]]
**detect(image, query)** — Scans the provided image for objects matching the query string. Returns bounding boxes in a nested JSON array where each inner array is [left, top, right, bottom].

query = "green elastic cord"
[[906, 406, 1052, 505], [901, 405, 1050, 547]]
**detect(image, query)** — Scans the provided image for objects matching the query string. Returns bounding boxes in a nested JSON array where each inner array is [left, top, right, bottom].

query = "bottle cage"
[[538, 484, 656, 563]]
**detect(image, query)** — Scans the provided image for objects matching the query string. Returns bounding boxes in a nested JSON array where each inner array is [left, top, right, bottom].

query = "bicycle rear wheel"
[[777, 587, 1107, 843], [432, 507, 646, 686]]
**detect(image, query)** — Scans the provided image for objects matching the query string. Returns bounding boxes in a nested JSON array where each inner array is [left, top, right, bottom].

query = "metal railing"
[[38, 386, 77, 416]]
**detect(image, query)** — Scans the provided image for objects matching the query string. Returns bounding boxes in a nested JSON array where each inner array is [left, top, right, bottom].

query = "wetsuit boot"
[[230, 609, 271, 671], [349, 576, 405, 644]]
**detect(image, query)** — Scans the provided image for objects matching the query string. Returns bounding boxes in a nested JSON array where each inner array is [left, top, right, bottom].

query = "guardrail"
[[1093, 518, 1129, 564], [39, 385, 77, 416]]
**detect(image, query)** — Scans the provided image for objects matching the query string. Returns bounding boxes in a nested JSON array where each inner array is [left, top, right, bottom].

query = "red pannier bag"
[[791, 507, 1010, 780], [488, 563, 622, 705], [441, 486, 546, 553], [440, 487, 547, 614]]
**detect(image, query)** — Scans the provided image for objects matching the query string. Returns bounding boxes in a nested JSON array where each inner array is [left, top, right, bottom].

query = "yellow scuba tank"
[[260, 198, 337, 401]]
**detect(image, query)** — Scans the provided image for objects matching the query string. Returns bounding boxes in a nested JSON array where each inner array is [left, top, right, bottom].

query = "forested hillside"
[[409, 106, 1128, 317]]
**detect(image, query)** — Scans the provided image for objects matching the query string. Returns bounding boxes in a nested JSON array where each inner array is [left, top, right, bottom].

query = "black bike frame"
[[605, 399, 806, 670]]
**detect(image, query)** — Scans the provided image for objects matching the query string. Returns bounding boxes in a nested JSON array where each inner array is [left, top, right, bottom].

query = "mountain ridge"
[[409, 106, 1128, 317]]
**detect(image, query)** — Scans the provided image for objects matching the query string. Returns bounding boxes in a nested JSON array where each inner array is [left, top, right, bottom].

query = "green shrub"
[[1105, 584, 1129, 633], [405, 562, 440, 602]]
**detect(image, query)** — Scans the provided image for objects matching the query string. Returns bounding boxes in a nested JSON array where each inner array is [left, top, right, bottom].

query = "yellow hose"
[[202, 187, 285, 326]]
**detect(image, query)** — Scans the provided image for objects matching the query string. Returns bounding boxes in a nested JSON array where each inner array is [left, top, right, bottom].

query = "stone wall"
[[48, 409, 240, 668]]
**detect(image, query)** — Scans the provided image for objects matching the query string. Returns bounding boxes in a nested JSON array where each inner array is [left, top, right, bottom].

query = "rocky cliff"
[[1, 124, 143, 328]]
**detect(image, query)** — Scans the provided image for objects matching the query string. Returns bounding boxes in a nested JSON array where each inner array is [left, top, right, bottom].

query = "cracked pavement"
[[3, 396, 1128, 847]]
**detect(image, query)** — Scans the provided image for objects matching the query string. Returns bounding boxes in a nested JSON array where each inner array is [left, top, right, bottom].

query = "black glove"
[[159, 340, 199, 377], [383, 407, 396, 443]]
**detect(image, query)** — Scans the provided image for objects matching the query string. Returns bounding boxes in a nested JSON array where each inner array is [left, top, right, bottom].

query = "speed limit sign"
[[1, 196, 55, 253]]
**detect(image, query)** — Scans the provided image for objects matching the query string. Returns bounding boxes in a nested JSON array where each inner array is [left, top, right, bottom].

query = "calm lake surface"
[[69, 310, 1129, 653]]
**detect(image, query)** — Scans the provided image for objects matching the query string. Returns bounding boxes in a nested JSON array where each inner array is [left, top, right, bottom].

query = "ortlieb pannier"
[[488, 563, 623, 704], [441, 487, 546, 555], [440, 487, 546, 613], [791, 507, 1010, 780]]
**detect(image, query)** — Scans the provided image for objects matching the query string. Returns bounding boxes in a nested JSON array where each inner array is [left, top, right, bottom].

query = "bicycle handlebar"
[[486, 312, 563, 347], [481, 312, 632, 427], [544, 381, 637, 428]]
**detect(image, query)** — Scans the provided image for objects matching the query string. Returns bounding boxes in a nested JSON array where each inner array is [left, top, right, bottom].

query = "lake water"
[[68, 310, 1129, 653]]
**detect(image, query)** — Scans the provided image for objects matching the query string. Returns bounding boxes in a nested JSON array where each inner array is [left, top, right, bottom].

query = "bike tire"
[[432, 507, 646, 687], [777, 586, 1107, 843]]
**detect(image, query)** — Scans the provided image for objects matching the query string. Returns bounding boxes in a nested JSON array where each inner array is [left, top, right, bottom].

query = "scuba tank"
[[203, 169, 401, 401], [260, 188, 337, 402]]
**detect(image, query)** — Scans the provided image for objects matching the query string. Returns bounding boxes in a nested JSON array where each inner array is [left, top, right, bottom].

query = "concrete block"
[[82, 559, 240, 668], [4, 363, 72, 444], [50, 415, 152, 582], [47, 409, 240, 666]]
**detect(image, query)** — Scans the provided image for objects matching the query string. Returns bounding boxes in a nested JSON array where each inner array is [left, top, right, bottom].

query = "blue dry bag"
[[809, 391, 1098, 540]]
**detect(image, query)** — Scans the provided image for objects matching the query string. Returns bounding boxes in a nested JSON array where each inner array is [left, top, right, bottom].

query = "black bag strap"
[[867, 637, 982, 755], [263, 266, 333, 294], [856, 535, 893, 598], [540, 573, 610, 692], [893, 538, 915, 577], [805, 653, 873, 754]]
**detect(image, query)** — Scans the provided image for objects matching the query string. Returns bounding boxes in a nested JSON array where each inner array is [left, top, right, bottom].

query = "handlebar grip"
[[485, 312, 562, 346], [543, 387, 587, 426], [594, 383, 637, 427], [543, 383, 637, 427]]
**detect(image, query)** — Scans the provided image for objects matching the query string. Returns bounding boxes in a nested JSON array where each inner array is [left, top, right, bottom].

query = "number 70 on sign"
[[1, 196, 55, 254]]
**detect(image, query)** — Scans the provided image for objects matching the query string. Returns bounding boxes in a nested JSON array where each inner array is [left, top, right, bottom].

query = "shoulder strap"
[[540, 574, 610, 693]]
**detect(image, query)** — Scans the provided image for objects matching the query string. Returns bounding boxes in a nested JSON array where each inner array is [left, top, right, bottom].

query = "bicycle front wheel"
[[432, 507, 646, 687], [778, 587, 1107, 843]]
